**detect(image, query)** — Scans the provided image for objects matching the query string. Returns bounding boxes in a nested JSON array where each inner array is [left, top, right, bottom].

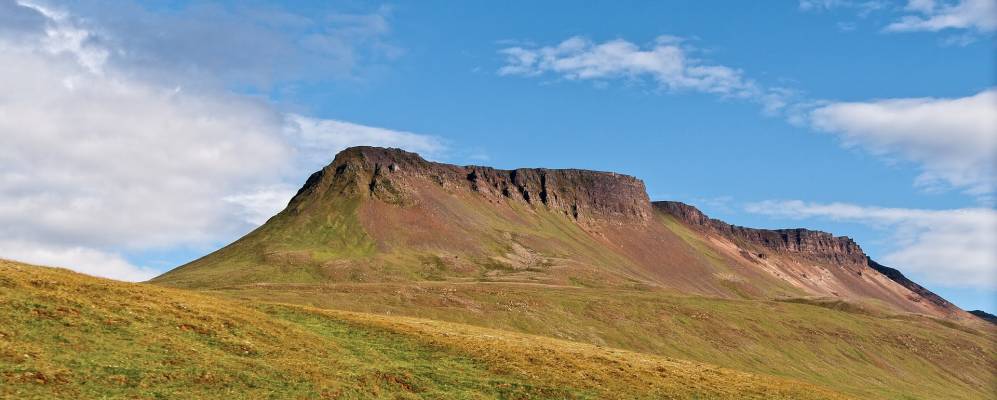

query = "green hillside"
[[0, 260, 852, 399], [216, 281, 996, 400], [148, 147, 996, 399]]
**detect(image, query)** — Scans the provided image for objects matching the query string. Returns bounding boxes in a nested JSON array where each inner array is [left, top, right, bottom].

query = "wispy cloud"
[[745, 200, 997, 289], [799, 0, 996, 44], [497, 36, 795, 114], [20, 0, 401, 89], [497, 33, 995, 200], [885, 0, 997, 33], [798, 0, 888, 15], [0, 1, 442, 281], [285, 114, 447, 168], [809, 88, 997, 197]]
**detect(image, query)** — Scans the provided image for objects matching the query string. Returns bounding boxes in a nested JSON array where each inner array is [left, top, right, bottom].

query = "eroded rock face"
[[295, 146, 652, 225], [654, 201, 867, 265], [867, 258, 955, 310]]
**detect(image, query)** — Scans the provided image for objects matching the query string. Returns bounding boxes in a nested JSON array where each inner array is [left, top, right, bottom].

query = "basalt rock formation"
[[654, 200, 968, 319], [866, 258, 956, 311], [969, 310, 997, 325], [654, 201, 866, 266], [155, 146, 972, 323], [292, 146, 652, 225]]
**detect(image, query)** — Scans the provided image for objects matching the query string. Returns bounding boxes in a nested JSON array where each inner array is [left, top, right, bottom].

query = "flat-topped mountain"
[[143, 147, 996, 398], [290, 146, 652, 224], [154, 146, 971, 322]]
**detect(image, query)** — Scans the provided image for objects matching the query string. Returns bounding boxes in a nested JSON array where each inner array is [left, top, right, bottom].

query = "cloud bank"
[[810, 88, 997, 196], [0, 1, 441, 281], [746, 200, 997, 288], [886, 0, 997, 32]]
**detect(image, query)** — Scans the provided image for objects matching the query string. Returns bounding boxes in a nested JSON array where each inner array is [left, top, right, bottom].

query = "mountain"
[[970, 309, 997, 324], [156, 146, 969, 321], [150, 146, 995, 399], [2, 259, 850, 399]]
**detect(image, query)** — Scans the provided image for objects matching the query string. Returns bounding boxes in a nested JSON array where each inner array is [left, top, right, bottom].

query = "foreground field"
[[216, 281, 996, 400], [0, 260, 849, 399]]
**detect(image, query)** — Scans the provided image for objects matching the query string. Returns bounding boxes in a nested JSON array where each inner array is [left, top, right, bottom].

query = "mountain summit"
[[154, 146, 970, 322], [146, 147, 995, 398]]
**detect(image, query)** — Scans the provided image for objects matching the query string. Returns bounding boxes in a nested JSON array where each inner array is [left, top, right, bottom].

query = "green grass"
[[217, 281, 997, 400], [153, 196, 377, 288], [145, 178, 996, 399], [1, 260, 852, 399]]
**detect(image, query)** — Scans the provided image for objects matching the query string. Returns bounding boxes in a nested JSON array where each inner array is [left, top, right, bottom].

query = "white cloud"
[[24, 0, 401, 88], [0, 1, 443, 281], [886, 0, 997, 32], [810, 88, 997, 196], [497, 36, 793, 113], [745, 200, 997, 288], [0, 12, 290, 249], [222, 185, 299, 227], [798, 0, 887, 15], [0, 240, 159, 281], [285, 114, 447, 166]]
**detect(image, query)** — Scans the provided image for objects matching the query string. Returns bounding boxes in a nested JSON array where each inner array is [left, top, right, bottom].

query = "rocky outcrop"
[[654, 201, 867, 265], [293, 146, 652, 225], [969, 310, 997, 325], [867, 258, 956, 311]]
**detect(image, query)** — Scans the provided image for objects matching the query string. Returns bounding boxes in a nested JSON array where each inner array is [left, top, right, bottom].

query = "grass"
[[145, 178, 997, 399], [153, 196, 377, 289], [1, 260, 852, 399], [217, 281, 997, 400]]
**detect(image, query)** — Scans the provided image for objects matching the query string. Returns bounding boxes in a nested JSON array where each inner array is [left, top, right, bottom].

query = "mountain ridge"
[[146, 146, 995, 399], [293, 146, 654, 225], [155, 146, 972, 323]]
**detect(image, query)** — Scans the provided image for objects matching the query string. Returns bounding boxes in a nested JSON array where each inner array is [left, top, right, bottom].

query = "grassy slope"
[[217, 282, 996, 400], [154, 196, 377, 288], [0, 260, 849, 400], [149, 187, 997, 399]]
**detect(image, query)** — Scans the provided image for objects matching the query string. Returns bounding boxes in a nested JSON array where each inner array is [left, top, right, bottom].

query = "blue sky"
[[1, 0, 994, 311]]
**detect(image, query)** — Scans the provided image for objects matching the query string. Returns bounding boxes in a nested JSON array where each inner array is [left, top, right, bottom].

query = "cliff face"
[[655, 201, 971, 320], [969, 310, 997, 325], [866, 258, 955, 311], [292, 146, 652, 225], [654, 201, 866, 266], [157, 147, 971, 324]]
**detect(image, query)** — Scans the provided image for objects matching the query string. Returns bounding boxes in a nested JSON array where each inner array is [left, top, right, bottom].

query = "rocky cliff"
[[866, 258, 956, 311], [290, 146, 652, 225], [654, 201, 867, 265], [157, 147, 971, 324]]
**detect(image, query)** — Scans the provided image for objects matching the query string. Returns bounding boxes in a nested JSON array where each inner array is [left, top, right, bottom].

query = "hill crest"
[[155, 146, 972, 324], [293, 146, 653, 225]]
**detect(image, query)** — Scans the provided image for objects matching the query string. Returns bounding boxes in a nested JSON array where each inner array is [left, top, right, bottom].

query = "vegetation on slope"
[[0, 260, 849, 399], [217, 281, 997, 400]]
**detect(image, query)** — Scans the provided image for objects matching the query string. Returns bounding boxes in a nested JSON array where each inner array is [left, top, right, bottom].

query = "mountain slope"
[[970, 310, 997, 325], [149, 146, 996, 399], [654, 201, 969, 321], [154, 146, 969, 322], [0, 259, 851, 399]]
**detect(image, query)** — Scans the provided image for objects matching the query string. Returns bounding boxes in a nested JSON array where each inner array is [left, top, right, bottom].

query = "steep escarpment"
[[655, 201, 865, 266], [655, 201, 971, 320], [157, 147, 970, 323], [292, 146, 652, 225], [156, 146, 660, 289], [867, 258, 958, 311], [142, 147, 994, 400], [969, 310, 997, 325]]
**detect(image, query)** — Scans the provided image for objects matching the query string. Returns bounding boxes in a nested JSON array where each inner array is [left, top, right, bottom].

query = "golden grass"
[[217, 281, 997, 400], [1, 260, 850, 399]]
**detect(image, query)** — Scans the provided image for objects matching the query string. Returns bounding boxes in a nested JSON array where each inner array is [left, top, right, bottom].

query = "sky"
[[0, 0, 994, 311]]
